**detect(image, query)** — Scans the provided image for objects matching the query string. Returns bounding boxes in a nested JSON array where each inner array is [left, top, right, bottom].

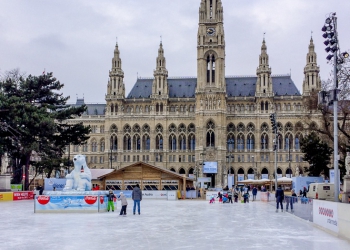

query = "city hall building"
[[66, 0, 321, 188]]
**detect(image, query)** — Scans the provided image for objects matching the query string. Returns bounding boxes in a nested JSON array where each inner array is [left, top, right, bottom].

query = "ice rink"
[[0, 199, 349, 250]]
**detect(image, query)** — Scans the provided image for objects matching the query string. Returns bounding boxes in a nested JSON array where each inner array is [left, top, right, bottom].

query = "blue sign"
[[44, 178, 67, 191], [203, 162, 218, 174]]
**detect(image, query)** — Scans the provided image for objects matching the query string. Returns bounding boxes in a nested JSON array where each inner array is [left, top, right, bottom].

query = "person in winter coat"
[[286, 189, 297, 212], [217, 192, 223, 203], [106, 190, 116, 212], [233, 186, 240, 203], [118, 192, 128, 216], [275, 185, 284, 212], [132, 184, 142, 215], [252, 186, 258, 201]]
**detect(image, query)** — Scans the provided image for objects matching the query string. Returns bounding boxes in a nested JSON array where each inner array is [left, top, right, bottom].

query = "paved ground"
[[0, 199, 349, 250]]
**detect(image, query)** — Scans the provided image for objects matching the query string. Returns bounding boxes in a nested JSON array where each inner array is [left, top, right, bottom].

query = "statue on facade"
[[345, 152, 350, 176], [295, 166, 300, 177]]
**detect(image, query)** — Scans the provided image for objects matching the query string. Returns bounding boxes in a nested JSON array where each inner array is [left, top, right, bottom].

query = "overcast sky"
[[1, 0, 349, 104]]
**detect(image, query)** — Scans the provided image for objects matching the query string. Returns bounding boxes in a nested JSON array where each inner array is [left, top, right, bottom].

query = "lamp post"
[[270, 113, 278, 190], [288, 139, 291, 178], [319, 13, 349, 202]]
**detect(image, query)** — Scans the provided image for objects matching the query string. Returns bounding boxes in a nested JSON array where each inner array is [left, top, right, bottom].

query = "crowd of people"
[[210, 185, 265, 204]]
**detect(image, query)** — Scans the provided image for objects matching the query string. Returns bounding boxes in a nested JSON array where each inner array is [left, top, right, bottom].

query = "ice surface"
[[0, 199, 349, 250]]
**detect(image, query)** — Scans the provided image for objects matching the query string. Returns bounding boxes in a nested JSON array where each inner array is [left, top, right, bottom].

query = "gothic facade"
[[67, 0, 321, 187]]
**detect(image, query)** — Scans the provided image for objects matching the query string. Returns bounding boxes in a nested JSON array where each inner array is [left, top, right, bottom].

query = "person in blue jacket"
[[275, 185, 284, 212], [252, 186, 258, 201]]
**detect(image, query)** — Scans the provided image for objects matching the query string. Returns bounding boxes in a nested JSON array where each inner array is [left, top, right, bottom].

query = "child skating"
[[118, 192, 128, 216]]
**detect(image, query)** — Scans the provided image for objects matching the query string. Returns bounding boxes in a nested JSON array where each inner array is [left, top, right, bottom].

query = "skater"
[[286, 189, 297, 212], [209, 195, 215, 203], [132, 184, 142, 215], [118, 192, 128, 216], [227, 190, 233, 203], [252, 186, 257, 201], [217, 192, 223, 203], [107, 190, 116, 212], [275, 185, 284, 212], [243, 186, 249, 203], [233, 186, 240, 203]]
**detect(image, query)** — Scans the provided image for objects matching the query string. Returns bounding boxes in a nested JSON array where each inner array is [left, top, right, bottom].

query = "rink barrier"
[[0, 191, 34, 202]]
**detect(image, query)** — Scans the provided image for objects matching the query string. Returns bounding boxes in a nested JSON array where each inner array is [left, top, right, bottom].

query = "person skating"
[[107, 190, 116, 212], [217, 192, 223, 203], [132, 183, 142, 215], [252, 186, 257, 201], [233, 186, 240, 203], [275, 185, 284, 212], [118, 192, 128, 216], [286, 189, 297, 212], [227, 190, 233, 203]]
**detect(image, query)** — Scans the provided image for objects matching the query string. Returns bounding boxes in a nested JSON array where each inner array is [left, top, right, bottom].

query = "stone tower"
[[256, 39, 273, 97], [107, 41, 125, 99], [303, 37, 321, 95], [152, 42, 169, 98], [196, 0, 227, 187]]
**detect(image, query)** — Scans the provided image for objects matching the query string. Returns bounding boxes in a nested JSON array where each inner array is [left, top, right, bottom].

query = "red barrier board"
[[13, 191, 34, 201]]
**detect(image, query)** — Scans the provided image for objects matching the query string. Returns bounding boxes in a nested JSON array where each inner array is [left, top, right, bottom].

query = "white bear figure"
[[63, 155, 92, 191]]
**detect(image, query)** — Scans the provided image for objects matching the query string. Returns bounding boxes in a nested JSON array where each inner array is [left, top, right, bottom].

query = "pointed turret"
[[151, 42, 169, 99], [256, 39, 273, 96], [302, 37, 321, 95], [106, 41, 125, 99]]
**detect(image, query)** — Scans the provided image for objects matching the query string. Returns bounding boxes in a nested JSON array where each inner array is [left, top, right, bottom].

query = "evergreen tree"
[[301, 133, 333, 178], [0, 71, 90, 189]]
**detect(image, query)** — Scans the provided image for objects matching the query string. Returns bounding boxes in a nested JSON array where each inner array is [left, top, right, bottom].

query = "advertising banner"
[[13, 191, 34, 201], [141, 190, 168, 199], [35, 195, 99, 212], [237, 174, 244, 182], [203, 162, 218, 174], [261, 174, 269, 179], [329, 169, 340, 191], [0, 192, 13, 202], [11, 184, 22, 191], [113, 191, 132, 198], [247, 174, 255, 180], [228, 174, 234, 188], [313, 199, 339, 233], [277, 174, 283, 179], [44, 178, 67, 191]]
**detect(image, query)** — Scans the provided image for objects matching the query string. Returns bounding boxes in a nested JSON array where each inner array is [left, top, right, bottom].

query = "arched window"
[[133, 135, 141, 151], [188, 134, 196, 151], [156, 134, 163, 150], [100, 139, 105, 152], [247, 134, 254, 151], [237, 134, 244, 151], [142, 135, 150, 150], [295, 133, 302, 150], [179, 134, 186, 150], [206, 121, 215, 147], [285, 133, 293, 150], [170, 168, 176, 172], [227, 135, 235, 151], [169, 134, 177, 151], [277, 134, 283, 150], [91, 140, 97, 152], [179, 168, 186, 174], [206, 53, 216, 84], [261, 133, 268, 150], [110, 135, 117, 150], [123, 135, 131, 150]]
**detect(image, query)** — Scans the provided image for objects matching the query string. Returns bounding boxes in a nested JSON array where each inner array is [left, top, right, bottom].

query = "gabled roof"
[[97, 161, 193, 181]]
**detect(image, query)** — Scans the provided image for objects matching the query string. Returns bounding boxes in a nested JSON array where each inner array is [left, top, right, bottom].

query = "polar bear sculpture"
[[63, 155, 92, 191]]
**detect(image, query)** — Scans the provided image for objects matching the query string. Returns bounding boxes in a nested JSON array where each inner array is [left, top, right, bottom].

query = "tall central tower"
[[196, 0, 225, 92], [196, 0, 226, 188]]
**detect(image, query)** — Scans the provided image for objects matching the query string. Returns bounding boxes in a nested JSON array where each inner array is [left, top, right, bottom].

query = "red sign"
[[13, 191, 34, 201], [84, 196, 97, 205], [37, 195, 50, 205]]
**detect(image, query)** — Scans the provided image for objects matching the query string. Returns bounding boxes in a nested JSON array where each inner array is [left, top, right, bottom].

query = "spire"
[[156, 41, 166, 69], [152, 42, 168, 98], [106, 41, 125, 100], [303, 37, 321, 95], [256, 38, 272, 96]]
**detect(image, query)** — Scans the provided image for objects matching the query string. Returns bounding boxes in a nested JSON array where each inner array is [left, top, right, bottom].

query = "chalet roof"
[[97, 161, 193, 181]]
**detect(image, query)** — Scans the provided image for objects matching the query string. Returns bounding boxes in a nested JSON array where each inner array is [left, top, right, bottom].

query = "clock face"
[[207, 27, 215, 36]]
